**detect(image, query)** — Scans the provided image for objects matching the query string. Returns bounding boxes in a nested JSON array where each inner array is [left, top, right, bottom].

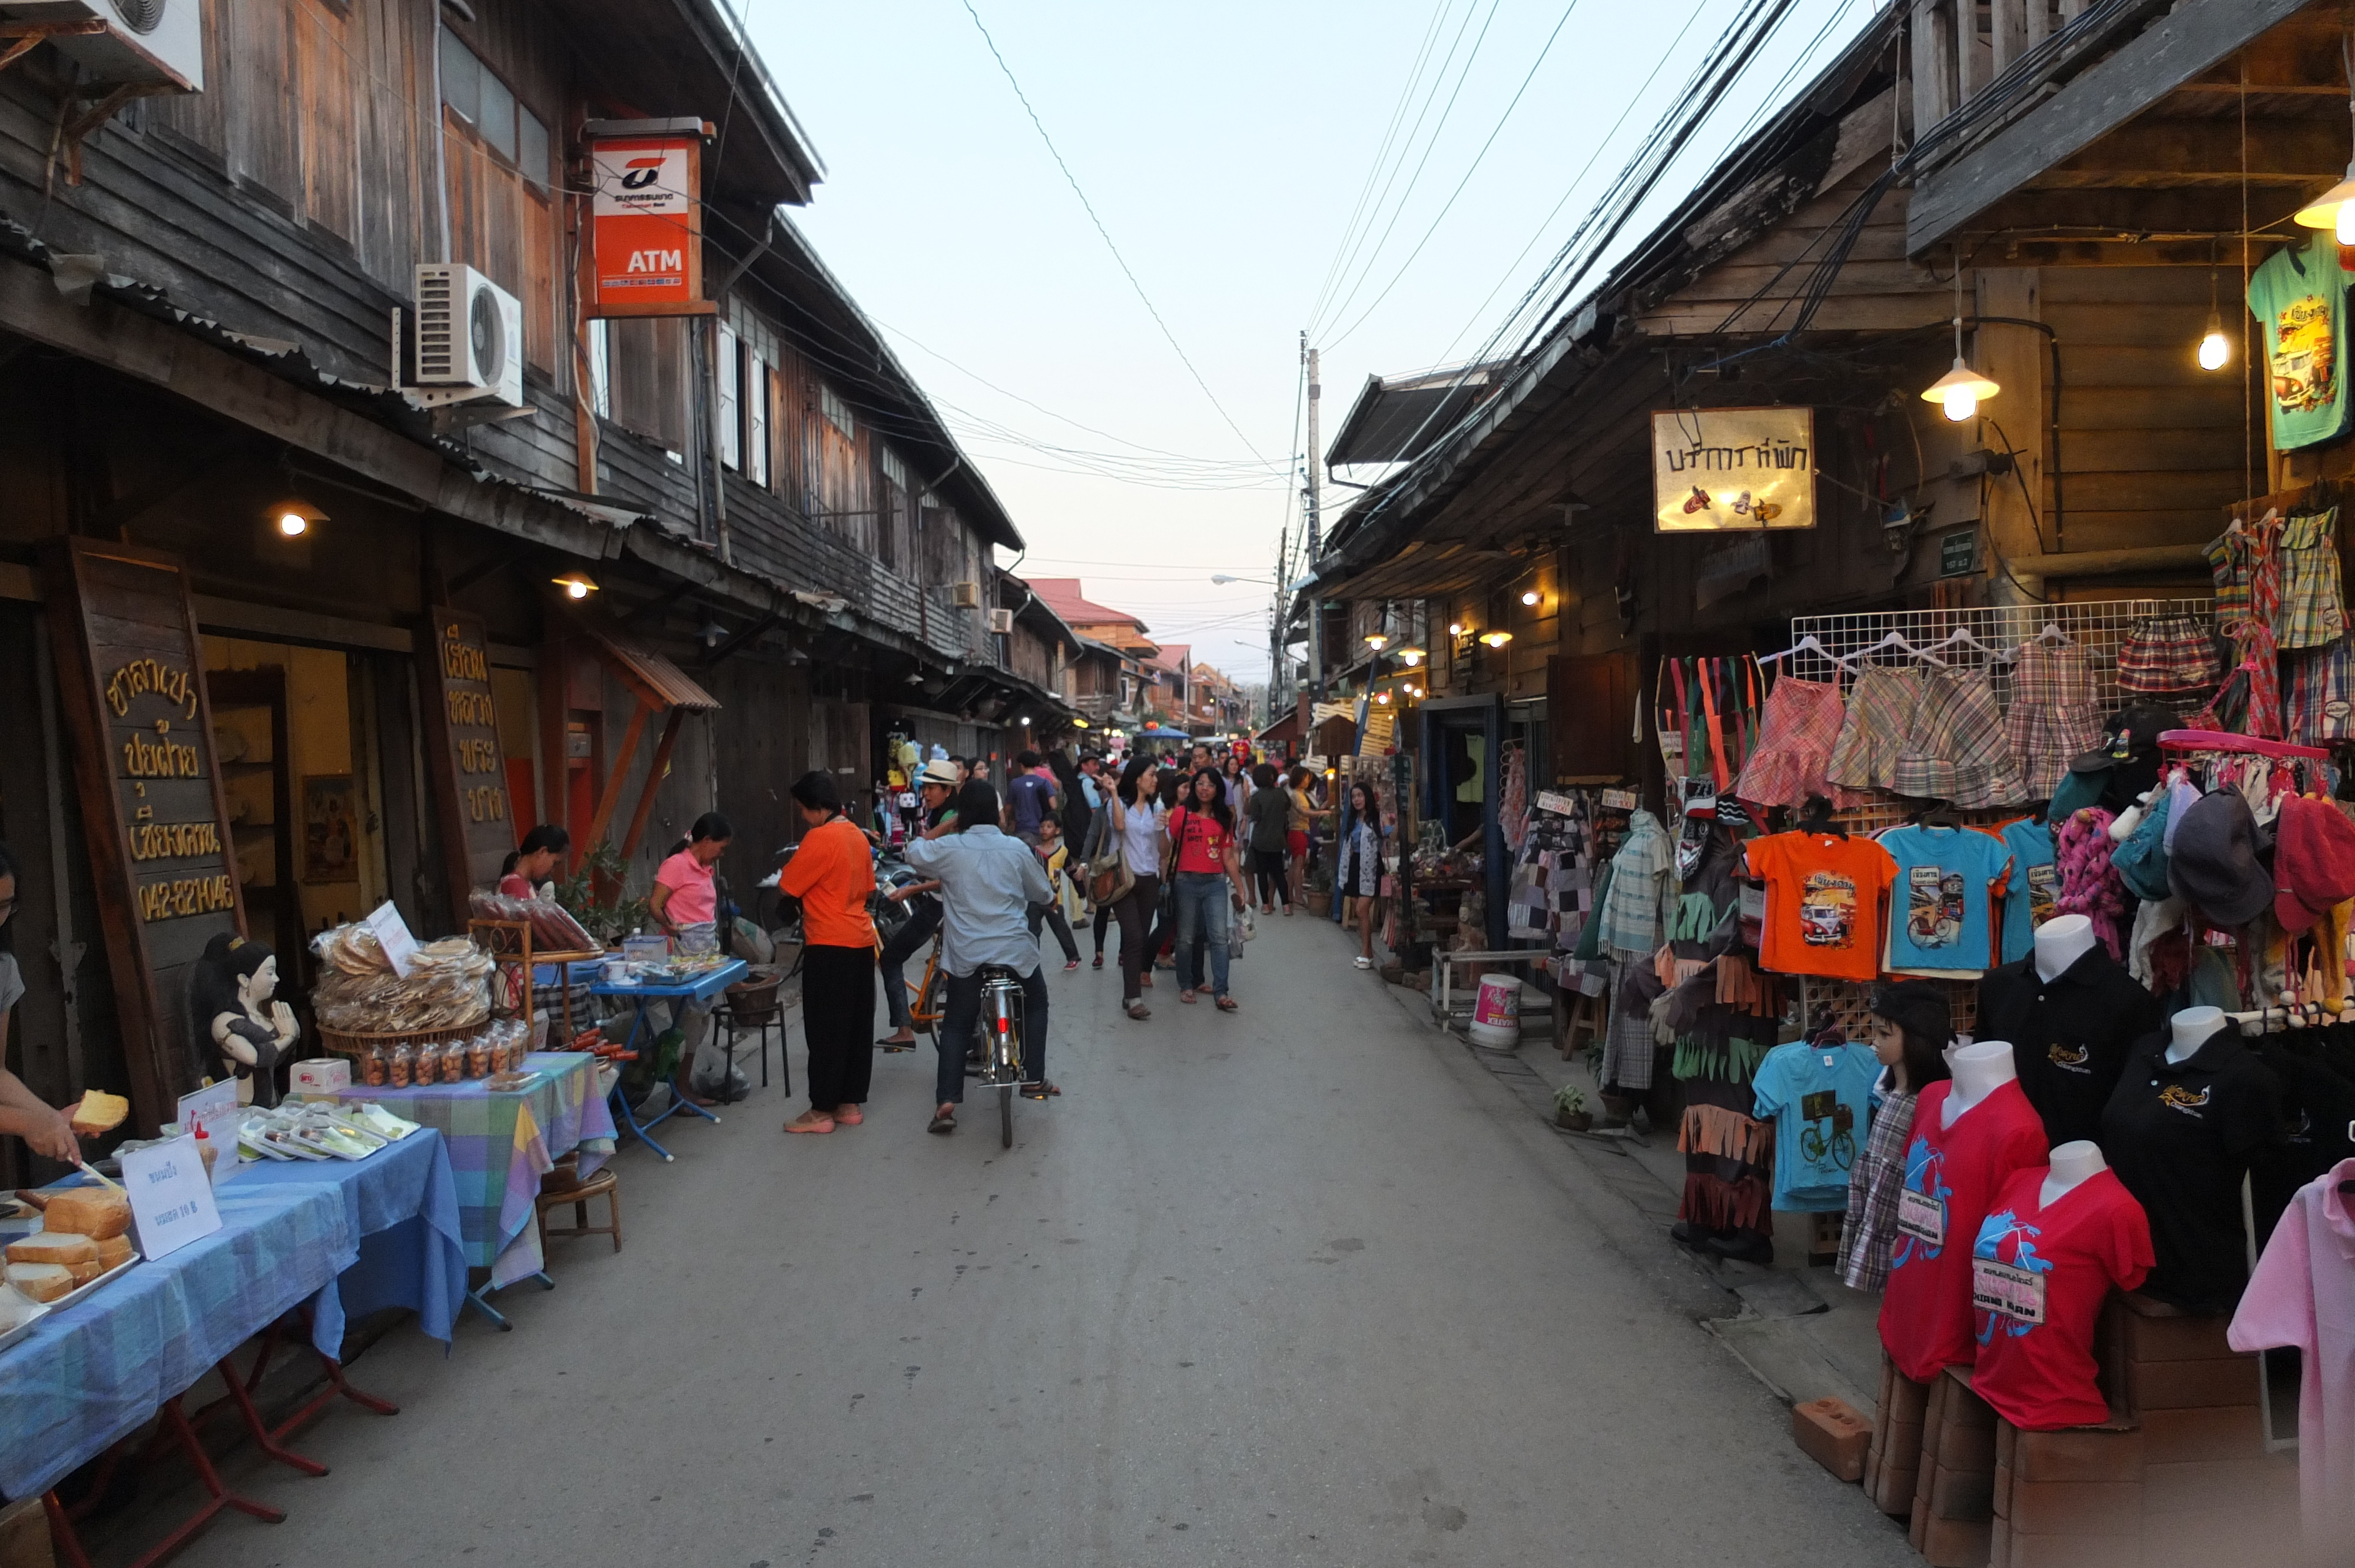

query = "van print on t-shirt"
[[1905, 865, 1968, 949], [2274, 291, 2337, 414], [2025, 863, 2057, 926], [1799, 869, 1857, 947]]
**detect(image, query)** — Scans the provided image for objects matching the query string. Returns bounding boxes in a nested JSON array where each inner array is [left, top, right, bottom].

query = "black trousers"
[[1252, 848, 1290, 908], [1115, 873, 1161, 1003], [877, 898, 941, 1031], [801, 944, 876, 1108], [936, 965, 1049, 1102]]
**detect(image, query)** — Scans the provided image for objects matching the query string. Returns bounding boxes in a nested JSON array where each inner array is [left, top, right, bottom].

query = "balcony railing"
[[1909, 0, 2098, 137]]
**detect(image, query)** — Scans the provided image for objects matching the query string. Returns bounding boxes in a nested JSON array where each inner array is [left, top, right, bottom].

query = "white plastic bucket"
[[1468, 974, 1523, 1048]]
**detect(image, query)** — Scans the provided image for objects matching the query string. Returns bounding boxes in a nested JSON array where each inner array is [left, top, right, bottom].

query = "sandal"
[[784, 1111, 835, 1135], [1354, 956, 1374, 970], [927, 1108, 957, 1135], [834, 1105, 864, 1126], [1126, 1002, 1150, 1021], [1215, 995, 1238, 1012], [1179, 989, 1197, 1004], [1020, 1080, 1060, 1099]]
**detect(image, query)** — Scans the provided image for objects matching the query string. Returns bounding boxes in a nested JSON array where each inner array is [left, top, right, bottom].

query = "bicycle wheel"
[[999, 1082, 1013, 1147]]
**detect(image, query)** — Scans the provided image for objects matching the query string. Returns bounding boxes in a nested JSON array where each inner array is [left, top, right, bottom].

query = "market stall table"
[[334, 1051, 615, 1328], [592, 959, 747, 1161]]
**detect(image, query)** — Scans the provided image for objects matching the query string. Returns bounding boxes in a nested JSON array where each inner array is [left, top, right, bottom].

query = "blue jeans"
[[1173, 871, 1233, 995]]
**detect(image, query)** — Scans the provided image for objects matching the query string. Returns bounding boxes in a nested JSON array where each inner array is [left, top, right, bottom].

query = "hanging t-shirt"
[[1745, 830, 1899, 983], [2248, 234, 2353, 453], [1969, 1165, 2155, 1431], [1877, 823, 2012, 975], [1880, 1078, 2051, 1383], [1752, 1039, 1883, 1212], [1981, 818, 2057, 966], [2100, 1026, 2284, 1313], [2227, 1158, 2355, 1561]]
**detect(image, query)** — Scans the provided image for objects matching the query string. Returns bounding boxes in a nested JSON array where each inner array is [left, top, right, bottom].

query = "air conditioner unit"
[[986, 608, 1015, 635], [0, 0, 203, 90], [412, 263, 523, 407], [947, 581, 982, 609]]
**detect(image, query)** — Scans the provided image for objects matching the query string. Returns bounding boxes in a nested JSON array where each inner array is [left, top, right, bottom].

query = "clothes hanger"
[[1756, 633, 1858, 672], [1916, 799, 1961, 829], [2034, 621, 2075, 647], [1857, 630, 1948, 669], [1926, 625, 2007, 662], [1795, 793, 1846, 839]]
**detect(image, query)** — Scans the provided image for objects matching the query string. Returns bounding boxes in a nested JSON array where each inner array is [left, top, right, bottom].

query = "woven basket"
[[316, 1019, 483, 1062]]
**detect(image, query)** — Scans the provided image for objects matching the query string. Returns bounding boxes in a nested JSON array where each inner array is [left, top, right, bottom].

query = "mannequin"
[[2167, 1005, 2223, 1065], [2040, 1139, 2107, 1207], [1944, 1039, 2019, 1128], [2032, 913, 2098, 984], [189, 933, 299, 1109]]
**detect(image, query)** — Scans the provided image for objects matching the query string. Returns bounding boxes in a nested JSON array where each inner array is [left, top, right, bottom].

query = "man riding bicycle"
[[903, 779, 1056, 1135]]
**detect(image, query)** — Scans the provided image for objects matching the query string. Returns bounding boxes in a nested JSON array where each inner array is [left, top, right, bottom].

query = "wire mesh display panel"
[[1781, 599, 2216, 716]]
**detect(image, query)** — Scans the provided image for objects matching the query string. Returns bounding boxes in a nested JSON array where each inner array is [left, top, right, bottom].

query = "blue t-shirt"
[[1877, 823, 2013, 974], [1752, 1040, 1882, 1211], [1993, 818, 2056, 966], [1006, 772, 1055, 835]]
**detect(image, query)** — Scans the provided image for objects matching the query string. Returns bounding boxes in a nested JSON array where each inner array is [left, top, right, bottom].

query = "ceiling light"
[[553, 570, 599, 599], [2294, 161, 2355, 244], [1363, 633, 1389, 651], [1921, 250, 1997, 421], [1480, 630, 1512, 648], [2196, 265, 2230, 371], [1374, 691, 1391, 705], [1520, 589, 1540, 606], [271, 499, 326, 537]]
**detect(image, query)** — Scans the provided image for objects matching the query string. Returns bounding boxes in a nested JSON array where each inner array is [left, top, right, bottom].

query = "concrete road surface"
[[161, 909, 1915, 1567]]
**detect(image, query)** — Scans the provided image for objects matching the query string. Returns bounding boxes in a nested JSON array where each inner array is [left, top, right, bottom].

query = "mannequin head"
[[2033, 913, 2098, 982], [1868, 981, 1955, 1093], [2167, 1005, 2224, 1064], [2041, 1139, 2109, 1204], [1944, 1040, 2019, 1125]]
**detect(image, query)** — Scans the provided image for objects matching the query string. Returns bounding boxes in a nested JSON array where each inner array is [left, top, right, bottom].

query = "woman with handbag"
[[1105, 756, 1165, 1021]]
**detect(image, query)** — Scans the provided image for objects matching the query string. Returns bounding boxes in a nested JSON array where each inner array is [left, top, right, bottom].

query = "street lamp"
[[1209, 574, 1272, 585]]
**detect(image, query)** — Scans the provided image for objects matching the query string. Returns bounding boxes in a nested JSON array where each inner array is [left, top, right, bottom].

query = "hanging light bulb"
[[1920, 249, 1998, 422], [1363, 632, 1389, 652], [2196, 262, 2231, 371], [2296, 39, 2355, 240], [1394, 645, 1426, 666]]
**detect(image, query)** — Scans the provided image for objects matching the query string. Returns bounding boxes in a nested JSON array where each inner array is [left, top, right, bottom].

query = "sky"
[[751, 0, 1882, 677]]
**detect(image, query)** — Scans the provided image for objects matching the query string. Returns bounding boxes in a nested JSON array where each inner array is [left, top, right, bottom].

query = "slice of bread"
[[44, 1188, 130, 1241], [68, 1089, 128, 1138], [65, 1258, 102, 1285], [94, 1234, 135, 1270], [5, 1263, 74, 1303], [5, 1232, 96, 1267]]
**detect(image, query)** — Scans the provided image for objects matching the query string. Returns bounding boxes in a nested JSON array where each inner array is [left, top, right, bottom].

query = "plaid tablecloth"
[[0, 1177, 353, 1500], [334, 1052, 614, 1286]]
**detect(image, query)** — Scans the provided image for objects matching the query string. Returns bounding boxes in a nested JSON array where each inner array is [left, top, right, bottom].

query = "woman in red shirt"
[[779, 770, 878, 1134], [498, 824, 570, 900], [1163, 768, 1250, 1009]]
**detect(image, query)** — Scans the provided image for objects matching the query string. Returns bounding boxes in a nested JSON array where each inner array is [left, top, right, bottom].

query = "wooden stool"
[[535, 1166, 621, 1254], [1559, 990, 1603, 1059]]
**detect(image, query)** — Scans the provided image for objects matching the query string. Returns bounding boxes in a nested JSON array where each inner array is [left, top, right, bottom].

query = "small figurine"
[[190, 934, 299, 1108]]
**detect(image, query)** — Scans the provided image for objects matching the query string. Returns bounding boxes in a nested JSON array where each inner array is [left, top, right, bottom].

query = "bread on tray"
[[93, 1234, 134, 1270], [5, 1263, 74, 1303], [5, 1232, 96, 1267], [43, 1188, 130, 1241]]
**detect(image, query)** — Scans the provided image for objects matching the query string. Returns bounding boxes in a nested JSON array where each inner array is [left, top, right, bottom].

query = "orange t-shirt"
[[1744, 830, 1898, 982], [779, 816, 877, 949]]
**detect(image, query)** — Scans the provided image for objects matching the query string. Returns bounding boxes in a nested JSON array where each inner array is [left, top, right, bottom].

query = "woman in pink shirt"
[[647, 813, 731, 1105]]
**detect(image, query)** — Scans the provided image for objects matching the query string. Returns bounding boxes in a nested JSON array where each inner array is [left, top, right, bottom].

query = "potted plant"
[[1552, 1083, 1591, 1132]]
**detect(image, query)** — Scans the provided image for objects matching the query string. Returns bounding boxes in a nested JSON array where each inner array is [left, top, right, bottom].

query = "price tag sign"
[[120, 1134, 222, 1261], [175, 1081, 243, 1185], [1896, 1188, 1947, 1248], [363, 899, 419, 979], [1534, 790, 1577, 818], [1972, 1256, 2048, 1324]]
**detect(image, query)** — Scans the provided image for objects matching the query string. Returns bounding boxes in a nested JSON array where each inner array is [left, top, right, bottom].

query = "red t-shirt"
[[1969, 1165, 2152, 1430], [1879, 1078, 2051, 1383], [1744, 831, 1899, 983], [1166, 806, 1231, 876]]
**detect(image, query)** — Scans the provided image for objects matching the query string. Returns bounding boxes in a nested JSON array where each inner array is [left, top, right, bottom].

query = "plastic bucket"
[[1468, 974, 1523, 1048]]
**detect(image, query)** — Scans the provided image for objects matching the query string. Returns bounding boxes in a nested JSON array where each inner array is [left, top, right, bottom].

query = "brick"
[[2140, 1457, 2299, 1519], [2006, 1479, 2141, 1536], [1867, 1451, 1920, 1518], [2114, 1293, 2235, 1362], [1921, 1511, 1994, 1568], [2136, 1506, 2300, 1568], [1882, 1354, 1932, 1424], [1792, 1397, 1872, 1482], [1930, 1463, 1996, 1520], [2004, 1532, 2142, 1568], [2122, 1354, 2263, 1411], [2009, 1425, 2145, 1484], [1988, 1513, 2008, 1567], [1939, 1423, 1998, 1474], [2140, 1405, 2264, 1466]]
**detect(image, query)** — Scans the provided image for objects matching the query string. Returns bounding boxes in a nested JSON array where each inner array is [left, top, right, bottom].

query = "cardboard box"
[[2138, 1405, 2263, 1467], [288, 1057, 350, 1097], [1792, 1396, 1872, 1482], [2121, 1355, 2263, 1412], [1913, 1369, 2000, 1564]]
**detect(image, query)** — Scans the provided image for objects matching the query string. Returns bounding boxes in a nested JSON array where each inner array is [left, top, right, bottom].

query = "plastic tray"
[[0, 1297, 49, 1354]]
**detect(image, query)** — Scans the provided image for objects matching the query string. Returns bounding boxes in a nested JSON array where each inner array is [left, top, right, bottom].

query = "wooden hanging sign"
[[415, 607, 511, 926], [42, 538, 244, 1136]]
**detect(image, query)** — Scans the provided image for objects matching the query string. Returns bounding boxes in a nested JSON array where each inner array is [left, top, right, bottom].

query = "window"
[[439, 32, 545, 190], [586, 319, 611, 420], [439, 29, 556, 373], [821, 384, 854, 440], [744, 351, 768, 487], [716, 323, 741, 471]]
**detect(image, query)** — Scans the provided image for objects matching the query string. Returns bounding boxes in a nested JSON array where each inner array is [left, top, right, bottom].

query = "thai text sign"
[[416, 609, 510, 916], [587, 135, 706, 317], [1651, 406, 1816, 533]]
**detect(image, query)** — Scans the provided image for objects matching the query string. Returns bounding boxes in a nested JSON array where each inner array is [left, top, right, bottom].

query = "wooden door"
[[205, 669, 304, 984]]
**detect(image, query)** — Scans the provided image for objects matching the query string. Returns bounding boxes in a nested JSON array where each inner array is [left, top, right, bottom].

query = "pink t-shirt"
[[2229, 1157, 2355, 1557], [655, 850, 718, 927]]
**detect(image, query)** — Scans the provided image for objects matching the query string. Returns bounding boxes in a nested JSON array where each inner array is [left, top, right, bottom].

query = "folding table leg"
[[209, 1350, 329, 1477]]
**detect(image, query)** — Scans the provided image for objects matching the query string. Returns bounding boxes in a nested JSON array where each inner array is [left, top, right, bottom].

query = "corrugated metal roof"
[[573, 619, 721, 712]]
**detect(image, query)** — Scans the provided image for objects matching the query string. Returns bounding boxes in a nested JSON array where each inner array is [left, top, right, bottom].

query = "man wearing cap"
[[875, 759, 963, 1049]]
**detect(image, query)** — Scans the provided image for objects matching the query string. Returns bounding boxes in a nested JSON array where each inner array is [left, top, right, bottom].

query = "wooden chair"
[[535, 1157, 621, 1255]]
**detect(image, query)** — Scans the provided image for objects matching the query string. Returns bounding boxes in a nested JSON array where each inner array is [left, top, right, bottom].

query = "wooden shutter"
[[1548, 653, 1638, 784]]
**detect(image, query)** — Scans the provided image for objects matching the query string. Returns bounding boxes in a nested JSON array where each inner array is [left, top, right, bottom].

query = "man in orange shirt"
[[780, 770, 878, 1135]]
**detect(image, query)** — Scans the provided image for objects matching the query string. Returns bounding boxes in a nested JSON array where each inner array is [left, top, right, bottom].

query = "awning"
[[571, 618, 720, 712], [1325, 362, 1508, 469]]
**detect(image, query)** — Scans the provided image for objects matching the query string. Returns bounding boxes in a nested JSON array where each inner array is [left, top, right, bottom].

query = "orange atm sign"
[[586, 132, 713, 317]]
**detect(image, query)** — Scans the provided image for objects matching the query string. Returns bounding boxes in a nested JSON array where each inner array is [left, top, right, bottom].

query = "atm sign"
[[588, 137, 706, 315]]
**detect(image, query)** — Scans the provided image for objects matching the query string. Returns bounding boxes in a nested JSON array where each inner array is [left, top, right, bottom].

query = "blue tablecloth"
[[231, 1125, 466, 1350], [0, 1178, 351, 1500]]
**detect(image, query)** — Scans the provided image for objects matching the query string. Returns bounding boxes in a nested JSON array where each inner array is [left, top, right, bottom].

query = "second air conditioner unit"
[[947, 581, 982, 609], [986, 608, 1015, 634], [412, 263, 523, 407]]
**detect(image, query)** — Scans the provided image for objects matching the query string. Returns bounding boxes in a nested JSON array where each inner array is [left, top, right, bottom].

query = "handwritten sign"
[[415, 607, 511, 924], [1651, 407, 1816, 533], [44, 537, 245, 1135], [363, 900, 420, 980], [121, 1135, 223, 1261]]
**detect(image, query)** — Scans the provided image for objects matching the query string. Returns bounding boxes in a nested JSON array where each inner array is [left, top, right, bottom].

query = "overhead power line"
[[960, 0, 1269, 463]]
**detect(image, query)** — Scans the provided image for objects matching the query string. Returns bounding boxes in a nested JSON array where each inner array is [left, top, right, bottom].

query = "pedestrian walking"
[[1220, 753, 1249, 818], [648, 812, 732, 1106], [1283, 766, 1330, 913], [1025, 812, 1082, 969], [1341, 779, 1388, 970], [905, 780, 1056, 1134], [778, 772, 878, 1134], [1005, 748, 1056, 843], [1106, 756, 1166, 1019], [1243, 762, 1292, 914], [1165, 767, 1250, 1011], [875, 758, 959, 1049]]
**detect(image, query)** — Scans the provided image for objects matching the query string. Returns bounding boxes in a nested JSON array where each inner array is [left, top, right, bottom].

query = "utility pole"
[[1266, 520, 1288, 730], [1303, 335, 1323, 703]]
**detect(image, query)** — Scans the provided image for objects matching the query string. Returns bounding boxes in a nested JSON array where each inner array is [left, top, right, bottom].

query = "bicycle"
[[975, 962, 1026, 1148]]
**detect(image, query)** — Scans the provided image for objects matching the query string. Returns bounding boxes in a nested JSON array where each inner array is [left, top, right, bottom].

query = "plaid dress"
[[2005, 640, 2101, 800], [1836, 1074, 1918, 1292], [1892, 667, 2029, 806], [2287, 636, 2355, 742], [2277, 507, 2347, 650], [1732, 675, 1854, 809], [2118, 614, 2220, 696], [1826, 666, 1920, 791]]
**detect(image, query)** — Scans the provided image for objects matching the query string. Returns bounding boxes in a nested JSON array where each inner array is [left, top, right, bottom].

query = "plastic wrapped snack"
[[466, 890, 600, 956], [388, 1043, 413, 1088], [310, 922, 493, 1034]]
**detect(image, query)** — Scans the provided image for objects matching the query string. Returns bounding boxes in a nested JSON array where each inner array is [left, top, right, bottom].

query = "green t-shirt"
[[2248, 235, 2351, 451]]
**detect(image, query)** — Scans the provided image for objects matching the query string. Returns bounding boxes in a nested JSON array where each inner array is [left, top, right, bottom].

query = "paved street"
[[168, 912, 1915, 1568]]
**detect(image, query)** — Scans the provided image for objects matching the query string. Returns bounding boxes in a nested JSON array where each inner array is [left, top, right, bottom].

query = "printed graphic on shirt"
[[1799, 870, 1858, 948], [1799, 1088, 1857, 1172], [1972, 1209, 2052, 1340], [1904, 865, 1968, 949], [2025, 863, 2057, 926], [1892, 1137, 1951, 1264], [2273, 292, 2338, 415], [2046, 1042, 2093, 1077], [2158, 1083, 2211, 1117]]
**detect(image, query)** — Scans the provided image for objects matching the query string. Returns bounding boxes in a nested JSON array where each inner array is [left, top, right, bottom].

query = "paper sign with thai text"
[[1652, 406, 1816, 532], [121, 1135, 222, 1261]]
